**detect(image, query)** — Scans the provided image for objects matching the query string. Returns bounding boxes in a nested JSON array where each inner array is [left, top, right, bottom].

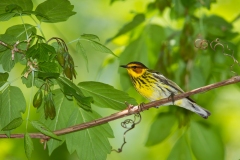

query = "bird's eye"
[[132, 66, 137, 69]]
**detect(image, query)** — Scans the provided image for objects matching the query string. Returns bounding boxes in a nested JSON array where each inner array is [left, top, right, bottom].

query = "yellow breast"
[[132, 76, 172, 101]]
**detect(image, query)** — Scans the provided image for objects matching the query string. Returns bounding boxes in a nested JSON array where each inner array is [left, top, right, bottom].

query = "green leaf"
[[0, 86, 26, 131], [106, 13, 145, 43], [180, 0, 196, 8], [145, 112, 177, 146], [26, 43, 56, 62], [0, 0, 33, 14], [76, 41, 88, 71], [57, 77, 93, 110], [0, 12, 16, 21], [0, 34, 16, 52], [24, 132, 34, 159], [21, 72, 45, 88], [167, 133, 192, 160], [35, 0, 76, 23], [0, 72, 9, 82], [78, 81, 137, 110], [90, 40, 118, 57], [31, 121, 61, 141], [81, 34, 100, 41], [0, 50, 15, 72], [5, 4, 23, 13], [1, 117, 23, 131], [189, 122, 224, 160], [5, 24, 36, 41], [203, 15, 234, 38], [22, 10, 48, 19], [38, 62, 59, 73], [0, 72, 8, 87], [39, 89, 75, 155], [37, 72, 60, 79], [66, 108, 114, 160]]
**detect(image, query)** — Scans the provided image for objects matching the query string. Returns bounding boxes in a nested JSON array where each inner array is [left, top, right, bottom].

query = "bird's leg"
[[168, 93, 175, 105], [138, 103, 145, 112]]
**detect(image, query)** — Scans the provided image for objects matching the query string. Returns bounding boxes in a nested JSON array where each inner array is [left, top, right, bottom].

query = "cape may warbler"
[[120, 61, 211, 119]]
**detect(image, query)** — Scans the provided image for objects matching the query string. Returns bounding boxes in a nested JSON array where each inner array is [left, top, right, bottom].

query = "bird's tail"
[[179, 98, 211, 119]]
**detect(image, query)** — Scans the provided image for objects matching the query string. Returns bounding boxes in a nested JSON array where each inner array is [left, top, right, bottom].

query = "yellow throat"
[[120, 62, 148, 78]]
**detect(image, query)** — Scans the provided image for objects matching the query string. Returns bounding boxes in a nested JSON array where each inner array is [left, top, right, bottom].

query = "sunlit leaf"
[[35, 0, 76, 23], [31, 121, 61, 140], [145, 112, 177, 146], [78, 81, 137, 110], [66, 108, 114, 160], [24, 132, 34, 159]]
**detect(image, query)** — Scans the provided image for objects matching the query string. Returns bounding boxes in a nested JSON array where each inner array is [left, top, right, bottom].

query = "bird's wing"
[[151, 71, 185, 93]]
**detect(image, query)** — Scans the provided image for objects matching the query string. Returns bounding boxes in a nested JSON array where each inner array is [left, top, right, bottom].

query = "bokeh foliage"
[[0, 0, 240, 160]]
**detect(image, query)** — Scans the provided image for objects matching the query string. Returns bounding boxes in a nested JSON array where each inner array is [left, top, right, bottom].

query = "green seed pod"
[[64, 65, 72, 80], [56, 52, 65, 67], [44, 93, 56, 120], [44, 97, 50, 119], [49, 100, 56, 120], [33, 89, 43, 108]]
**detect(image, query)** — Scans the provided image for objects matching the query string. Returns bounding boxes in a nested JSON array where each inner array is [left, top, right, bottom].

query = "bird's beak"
[[120, 65, 128, 68]]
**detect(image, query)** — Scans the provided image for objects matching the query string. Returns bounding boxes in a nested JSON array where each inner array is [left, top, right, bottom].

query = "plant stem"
[[0, 76, 240, 139], [19, 13, 29, 40], [67, 38, 80, 44], [30, 15, 46, 39], [25, 71, 34, 130]]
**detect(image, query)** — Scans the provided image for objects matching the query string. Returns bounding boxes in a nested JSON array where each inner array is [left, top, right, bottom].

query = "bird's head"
[[120, 62, 148, 77]]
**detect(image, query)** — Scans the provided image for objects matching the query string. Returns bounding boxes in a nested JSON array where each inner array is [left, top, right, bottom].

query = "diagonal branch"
[[0, 76, 240, 139]]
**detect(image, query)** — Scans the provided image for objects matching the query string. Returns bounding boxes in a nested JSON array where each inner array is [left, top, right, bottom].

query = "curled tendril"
[[194, 38, 240, 75], [112, 113, 142, 153], [194, 39, 209, 50]]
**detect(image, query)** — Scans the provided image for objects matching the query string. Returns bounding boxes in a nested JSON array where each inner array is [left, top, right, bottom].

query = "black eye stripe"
[[130, 65, 141, 69]]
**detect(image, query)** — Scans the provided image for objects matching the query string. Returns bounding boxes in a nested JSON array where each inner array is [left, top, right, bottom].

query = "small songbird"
[[120, 61, 211, 119]]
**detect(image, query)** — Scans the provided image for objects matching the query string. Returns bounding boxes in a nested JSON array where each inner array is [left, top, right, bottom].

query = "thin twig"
[[0, 76, 240, 139], [0, 40, 25, 54]]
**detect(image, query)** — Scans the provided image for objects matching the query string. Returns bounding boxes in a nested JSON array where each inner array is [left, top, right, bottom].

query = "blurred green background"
[[1, 0, 240, 160]]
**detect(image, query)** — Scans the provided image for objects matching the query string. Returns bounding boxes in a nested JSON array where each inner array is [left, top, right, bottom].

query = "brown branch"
[[0, 40, 25, 55], [0, 76, 240, 139], [0, 41, 12, 49]]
